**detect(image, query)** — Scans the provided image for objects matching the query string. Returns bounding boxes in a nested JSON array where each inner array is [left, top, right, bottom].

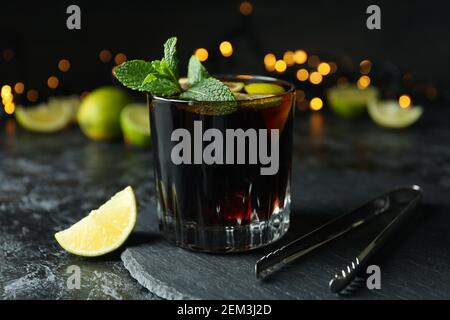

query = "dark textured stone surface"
[[1, 109, 450, 299], [0, 126, 157, 299]]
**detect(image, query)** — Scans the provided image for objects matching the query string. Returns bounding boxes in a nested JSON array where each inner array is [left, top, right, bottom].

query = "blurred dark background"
[[1, 0, 450, 106]]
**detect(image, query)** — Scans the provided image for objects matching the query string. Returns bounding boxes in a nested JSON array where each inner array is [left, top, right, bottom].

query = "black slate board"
[[121, 168, 450, 299]]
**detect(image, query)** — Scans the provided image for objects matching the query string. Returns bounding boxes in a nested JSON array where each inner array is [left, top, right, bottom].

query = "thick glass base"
[[157, 199, 291, 253]]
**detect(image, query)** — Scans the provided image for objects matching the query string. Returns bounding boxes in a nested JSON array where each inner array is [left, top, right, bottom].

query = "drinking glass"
[[149, 75, 295, 252]]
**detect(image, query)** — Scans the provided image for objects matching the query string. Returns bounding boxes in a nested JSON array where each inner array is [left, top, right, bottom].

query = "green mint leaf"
[[159, 59, 177, 81], [150, 60, 162, 73], [180, 78, 236, 102], [163, 37, 179, 82], [144, 78, 181, 97], [142, 73, 157, 85], [142, 60, 170, 84], [114, 60, 156, 91], [187, 55, 209, 86]]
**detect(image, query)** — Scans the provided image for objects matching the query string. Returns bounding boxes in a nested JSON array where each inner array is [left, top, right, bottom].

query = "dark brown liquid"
[[150, 93, 294, 230]]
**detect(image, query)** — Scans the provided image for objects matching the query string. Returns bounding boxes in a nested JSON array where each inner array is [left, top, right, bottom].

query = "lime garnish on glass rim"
[[234, 92, 282, 110], [223, 81, 245, 92], [244, 83, 285, 95]]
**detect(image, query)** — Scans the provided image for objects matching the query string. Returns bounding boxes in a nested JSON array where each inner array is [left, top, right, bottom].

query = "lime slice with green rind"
[[234, 93, 282, 110], [368, 100, 423, 129], [327, 85, 379, 118], [54, 186, 137, 257], [15, 102, 73, 133], [120, 104, 151, 147], [49, 95, 81, 122], [244, 83, 285, 95], [223, 81, 245, 92]]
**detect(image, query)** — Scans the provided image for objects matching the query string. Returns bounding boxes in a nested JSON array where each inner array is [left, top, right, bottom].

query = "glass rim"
[[150, 74, 296, 104]]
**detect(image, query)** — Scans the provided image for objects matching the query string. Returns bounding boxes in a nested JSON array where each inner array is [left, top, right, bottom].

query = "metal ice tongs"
[[255, 185, 422, 293]]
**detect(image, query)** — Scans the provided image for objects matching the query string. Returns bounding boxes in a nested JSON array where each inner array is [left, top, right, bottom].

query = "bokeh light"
[[2, 94, 13, 105], [195, 48, 209, 62], [360, 60, 372, 74], [58, 59, 71, 72], [296, 68, 309, 81], [294, 50, 307, 64], [274, 60, 287, 73], [399, 94, 411, 108], [26, 89, 39, 102], [357, 75, 371, 89], [47, 76, 59, 89], [14, 82, 24, 94], [114, 53, 127, 65], [239, 1, 253, 15], [99, 49, 112, 63], [4, 102, 15, 114], [283, 51, 295, 66], [317, 62, 331, 76], [1, 85, 12, 97], [1, 85, 14, 110], [310, 97, 323, 111], [219, 41, 233, 57], [264, 53, 276, 71], [309, 72, 323, 85]]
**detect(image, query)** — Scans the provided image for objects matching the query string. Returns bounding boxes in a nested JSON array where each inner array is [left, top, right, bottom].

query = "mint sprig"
[[180, 78, 235, 102], [113, 60, 155, 92], [163, 37, 179, 82], [114, 36, 235, 102]]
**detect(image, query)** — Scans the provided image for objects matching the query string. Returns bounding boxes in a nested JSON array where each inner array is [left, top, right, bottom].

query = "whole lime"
[[77, 87, 132, 140], [327, 85, 379, 119]]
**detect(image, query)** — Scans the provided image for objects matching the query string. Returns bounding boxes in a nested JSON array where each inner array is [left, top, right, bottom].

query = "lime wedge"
[[120, 104, 151, 147], [15, 102, 72, 133], [327, 85, 379, 118], [54, 186, 137, 257], [244, 83, 285, 95], [49, 95, 81, 122], [368, 100, 423, 129], [223, 81, 245, 92]]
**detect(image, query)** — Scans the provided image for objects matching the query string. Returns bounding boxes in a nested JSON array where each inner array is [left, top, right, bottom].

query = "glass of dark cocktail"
[[150, 75, 295, 252]]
